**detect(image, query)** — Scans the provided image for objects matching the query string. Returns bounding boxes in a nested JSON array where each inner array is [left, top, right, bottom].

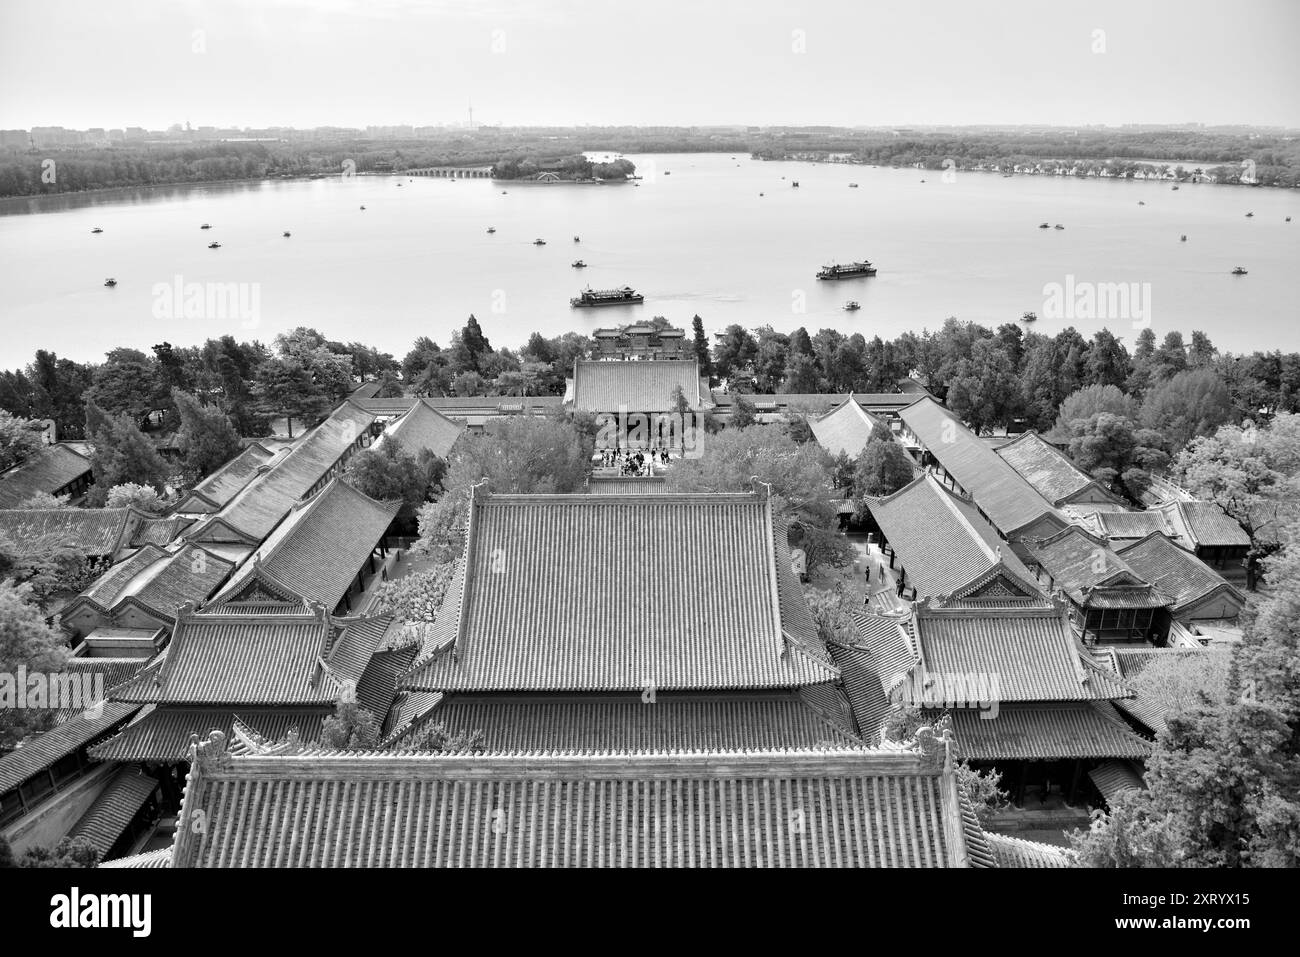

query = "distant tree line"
[[4, 126, 1295, 197]]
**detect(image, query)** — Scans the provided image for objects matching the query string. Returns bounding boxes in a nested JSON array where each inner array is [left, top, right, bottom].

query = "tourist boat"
[[792, 181, 799, 188], [208, 241, 221, 249], [1172, 185, 1180, 190], [103, 278, 117, 287], [1138, 201, 1145, 206], [572, 260, 587, 268], [573, 235, 580, 242], [1038, 222, 1050, 229], [360, 205, 366, 210], [90, 227, 103, 233], [848, 183, 859, 188], [664, 171, 671, 176], [1054, 224, 1064, 230], [501, 190, 508, 194], [759, 192, 764, 196], [843, 301, 861, 311], [920, 178, 926, 183], [1232, 266, 1248, 275], [1245, 212, 1254, 218], [534, 238, 546, 245], [1180, 234, 1187, 242], [570, 286, 644, 307], [1022, 311, 1037, 321], [283, 231, 291, 237], [487, 226, 496, 233], [817, 260, 877, 280], [201, 223, 211, 229]]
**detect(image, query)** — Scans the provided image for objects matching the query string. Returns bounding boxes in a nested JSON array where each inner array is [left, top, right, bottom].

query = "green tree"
[[17, 836, 100, 868], [1052, 384, 1139, 437], [713, 324, 758, 385], [945, 338, 1020, 434], [0, 410, 43, 472], [251, 357, 331, 437], [691, 315, 714, 383], [318, 692, 380, 750], [730, 393, 757, 429], [84, 403, 171, 505], [344, 437, 443, 522], [1140, 368, 1233, 453], [173, 389, 242, 481], [852, 438, 915, 506], [104, 482, 165, 513], [1085, 328, 1131, 389], [1063, 412, 1169, 502], [0, 580, 70, 749]]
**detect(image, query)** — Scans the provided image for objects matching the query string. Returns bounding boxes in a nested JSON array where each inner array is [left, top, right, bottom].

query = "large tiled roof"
[[0, 703, 138, 793], [185, 402, 376, 544], [110, 543, 237, 623], [89, 706, 330, 762], [1025, 526, 1170, 609], [171, 738, 987, 868], [1116, 532, 1245, 614], [209, 479, 398, 611], [401, 692, 863, 753], [995, 431, 1121, 506], [808, 394, 891, 460], [110, 610, 386, 707], [1090, 510, 1172, 541], [864, 474, 1041, 598], [130, 516, 193, 547], [175, 442, 280, 514], [1157, 500, 1251, 549], [1088, 760, 1146, 803], [898, 397, 1064, 536], [571, 359, 703, 412], [64, 545, 169, 615], [0, 444, 92, 507], [986, 833, 1072, 868], [401, 491, 837, 693], [1091, 645, 1222, 735], [933, 702, 1151, 761], [68, 767, 159, 854], [380, 398, 464, 460], [904, 601, 1132, 704], [0, 506, 142, 556], [99, 848, 173, 868], [585, 475, 667, 494]]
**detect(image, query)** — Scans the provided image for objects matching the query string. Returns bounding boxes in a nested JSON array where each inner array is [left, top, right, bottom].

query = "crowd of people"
[[596, 447, 672, 476]]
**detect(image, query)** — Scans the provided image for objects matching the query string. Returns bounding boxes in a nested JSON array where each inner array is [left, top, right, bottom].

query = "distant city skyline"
[[2, 0, 1298, 130]]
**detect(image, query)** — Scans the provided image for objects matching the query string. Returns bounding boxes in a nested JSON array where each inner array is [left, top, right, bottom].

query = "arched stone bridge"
[[405, 167, 494, 178]]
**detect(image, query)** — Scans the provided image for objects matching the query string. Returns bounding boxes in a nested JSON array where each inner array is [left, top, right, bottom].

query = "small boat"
[[1022, 311, 1037, 322], [360, 205, 366, 210], [848, 183, 859, 188], [502, 190, 508, 194], [1038, 223, 1050, 229], [792, 181, 799, 188], [572, 260, 587, 268], [573, 235, 580, 243], [1054, 224, 1064, 230], [283, 231, 291, 237], [103, 278, 117, 287], [90, 227, 103, 234], [208, 241, 221, 248], [843, 301, 861, 311], [200, 223, 211, 230], [396, 183, 402, 187], [1138, 201, 1146, 206], [534, 238, 546, 245], [1172, 185, 1179, 190], [1232, 266, 1248, 275], [759, 192, 764, 196], [664, 171, 671, 176], [1288, 216, 1293, 222], [1245, 212, 1254, 218], [920, 178, 926, 183], [1180, 235, 1187, 242]]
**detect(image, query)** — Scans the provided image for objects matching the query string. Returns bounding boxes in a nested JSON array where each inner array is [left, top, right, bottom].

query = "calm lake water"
[[1, 152, 1298, 367]]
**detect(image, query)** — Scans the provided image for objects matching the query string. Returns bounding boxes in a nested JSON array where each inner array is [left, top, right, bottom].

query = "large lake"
[[1, 152, 1297, 367]]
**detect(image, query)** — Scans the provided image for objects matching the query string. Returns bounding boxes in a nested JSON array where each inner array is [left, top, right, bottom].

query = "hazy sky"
[[2, 0, 1298, 129]]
